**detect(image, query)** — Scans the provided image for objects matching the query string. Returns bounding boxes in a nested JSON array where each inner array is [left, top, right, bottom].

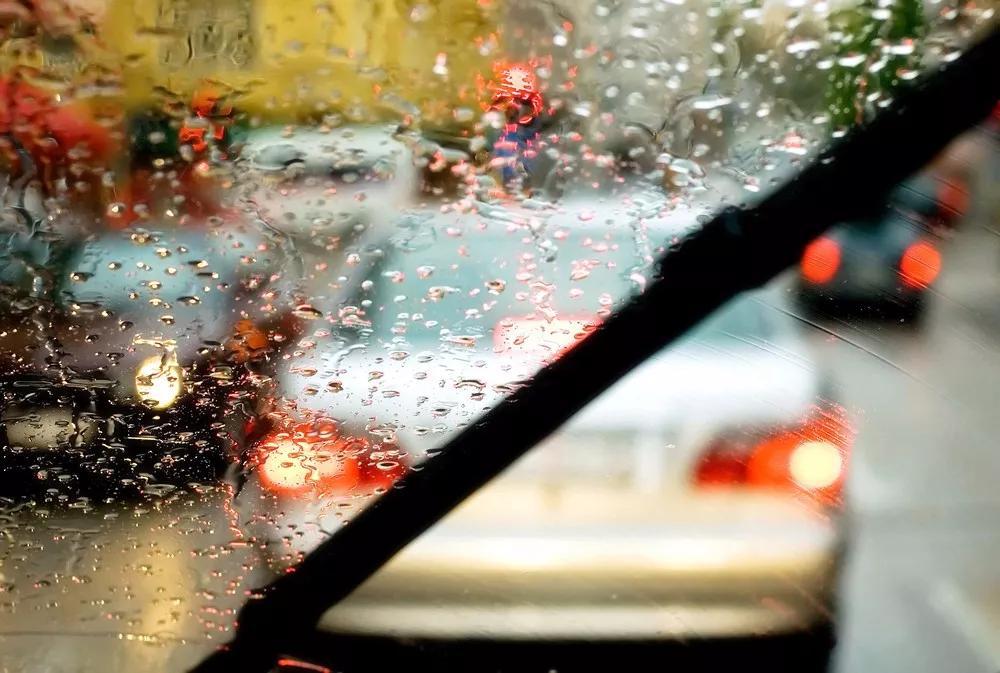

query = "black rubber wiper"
[[191, 27, 1000, 672]]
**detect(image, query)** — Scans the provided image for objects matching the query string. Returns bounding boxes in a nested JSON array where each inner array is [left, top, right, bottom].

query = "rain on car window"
[[0, 1, 995, 672]]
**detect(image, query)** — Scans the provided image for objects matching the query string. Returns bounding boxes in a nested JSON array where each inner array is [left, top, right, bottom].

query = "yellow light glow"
[[258, 438, 357, 495], [260, 440, 319, 492], [788, 440, 843, 490], [135, 354, 183, 410]]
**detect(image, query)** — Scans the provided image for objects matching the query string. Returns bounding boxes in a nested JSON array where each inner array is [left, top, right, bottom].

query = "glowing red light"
[[191, 85, 233, 118], [256, 422, 360, 496], [800, 237, 841, 284], [692, 443, 746, 486], [179, 125, 209, 153], [899, 240, 941, 289], [693, 405, 855, 505], [745, 432, 808, 488], [257, 436, 361, 496], [276, 659, 332, 673], [256, 420, 407, 497]]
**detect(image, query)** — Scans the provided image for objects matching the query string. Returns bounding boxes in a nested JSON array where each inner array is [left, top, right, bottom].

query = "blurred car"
[[0, 121, 419, 501], [235, 124, 417, 317], [796, 171, 965, 321], [0, 216, 278, 500], [241, 186, 853, 653]]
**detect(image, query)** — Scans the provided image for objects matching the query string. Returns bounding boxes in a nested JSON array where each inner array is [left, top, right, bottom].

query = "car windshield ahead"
[[0, 2, 997, 673]]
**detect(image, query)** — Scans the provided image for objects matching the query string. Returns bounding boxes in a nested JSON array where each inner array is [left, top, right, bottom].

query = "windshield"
[[0, 2, 997, 672], [366, 221, 773, 346]]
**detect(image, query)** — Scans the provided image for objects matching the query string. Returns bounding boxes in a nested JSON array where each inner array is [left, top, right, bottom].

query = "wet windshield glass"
[[0, 1, 996, 672], [365, 226, 772, 345]]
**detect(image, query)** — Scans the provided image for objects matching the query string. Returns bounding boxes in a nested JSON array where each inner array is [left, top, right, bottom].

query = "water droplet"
[[432, 52, 449, 77], [691, 94, 732, 110], [427, 286, 458, 301], [837, 53, 866, 68], [410, 3, 432, 21], [106, 202, 127, 219], [786, 39, 821, 55], [293, 305, 323, 320]]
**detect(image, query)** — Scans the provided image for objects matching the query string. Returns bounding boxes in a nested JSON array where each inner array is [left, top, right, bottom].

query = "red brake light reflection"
[[800, 237, 841, 285], [256, 421, 407, 497], [899, 240, 941, 289], [693, 405, 855, 505], [257, 435, 362, 496], [276, 659, 332, 673]]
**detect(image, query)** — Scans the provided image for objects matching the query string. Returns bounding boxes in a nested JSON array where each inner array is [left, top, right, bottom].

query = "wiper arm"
[[191, 27, 1000, 673]]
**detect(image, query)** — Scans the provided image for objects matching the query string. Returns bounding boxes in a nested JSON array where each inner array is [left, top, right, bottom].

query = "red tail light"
[[800, 237, 841, 284], [899, 240, 941, 289], [255, 420, 407, 497], [693, 404, 854, 505], [276, 659, 331, 673]]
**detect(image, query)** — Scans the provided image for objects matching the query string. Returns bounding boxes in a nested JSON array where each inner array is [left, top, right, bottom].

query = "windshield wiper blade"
[[191, 27, 1000, 672]]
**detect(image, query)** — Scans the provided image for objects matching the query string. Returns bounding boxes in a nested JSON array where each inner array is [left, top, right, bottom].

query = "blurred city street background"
[[3, 144, 999, 673], [0, 2, 996, 671], [791, 144, 1000, 673]]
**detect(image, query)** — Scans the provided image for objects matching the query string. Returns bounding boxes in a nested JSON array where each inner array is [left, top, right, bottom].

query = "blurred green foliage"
[[826, 0, 925, 130]]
